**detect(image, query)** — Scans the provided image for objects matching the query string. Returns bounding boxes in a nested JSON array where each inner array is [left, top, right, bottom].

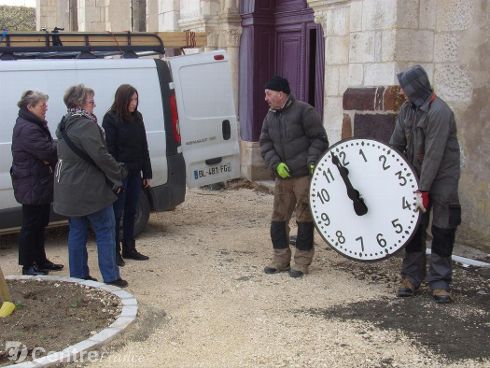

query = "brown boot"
[[432, 288, 451, 304], [397, 278, 416, 297], [290, 248, 315, 278], [264, 248, 291, 274]]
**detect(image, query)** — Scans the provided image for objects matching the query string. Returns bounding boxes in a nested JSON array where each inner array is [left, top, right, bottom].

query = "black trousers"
[[18, 204, 50, 268], [402, 210, 458, 290]]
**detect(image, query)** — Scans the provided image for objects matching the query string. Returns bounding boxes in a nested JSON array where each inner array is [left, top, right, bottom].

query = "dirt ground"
[[0, 181, 489, 368], [0, 279, 120, 366]]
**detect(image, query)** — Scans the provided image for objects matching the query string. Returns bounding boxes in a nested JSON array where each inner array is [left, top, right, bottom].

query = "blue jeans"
[[68, 205, 120, 283], [113, 173, 142, 247]]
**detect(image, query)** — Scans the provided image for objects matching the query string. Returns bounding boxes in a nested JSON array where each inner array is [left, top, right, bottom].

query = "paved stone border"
[[4, 275, 138, 368]]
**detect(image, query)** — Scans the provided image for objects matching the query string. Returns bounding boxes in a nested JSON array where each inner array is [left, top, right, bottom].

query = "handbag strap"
[[59, 116, 98, 167], [60, 116, 121, 194]]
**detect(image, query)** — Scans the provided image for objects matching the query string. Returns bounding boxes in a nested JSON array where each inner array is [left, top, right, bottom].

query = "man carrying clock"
[[259, 76, 329, 278], [390, 65, 461, 304]]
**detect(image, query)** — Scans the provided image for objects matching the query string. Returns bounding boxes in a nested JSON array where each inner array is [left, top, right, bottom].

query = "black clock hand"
[[331, 154, 357, 200], [331, 154, 368, 216]]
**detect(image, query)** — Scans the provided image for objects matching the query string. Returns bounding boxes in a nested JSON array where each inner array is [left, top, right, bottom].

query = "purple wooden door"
[[239, 0, 325, 142], [276, 26, 303, 98]]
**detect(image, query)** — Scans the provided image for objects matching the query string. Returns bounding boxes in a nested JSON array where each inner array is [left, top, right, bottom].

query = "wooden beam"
[[155, 32, 207, 48]]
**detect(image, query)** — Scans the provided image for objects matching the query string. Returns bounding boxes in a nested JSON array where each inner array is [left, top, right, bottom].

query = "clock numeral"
[[402, 196, 412, 210], [316, 189, 330, 204], [339, 151, 349, 166], [355, 236, 364, 252], [379, 155, 391, 170], [322, 168, 335, 183], [395, 170, 407, 186], [376, 233, 387, 248], [358, 148, 368, 162], [336, 230, 346, 244], [320, 212, 330, 226], [391, 218, 403, 234]]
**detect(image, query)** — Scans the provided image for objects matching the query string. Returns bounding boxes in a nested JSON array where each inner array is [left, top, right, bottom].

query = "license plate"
[[193, 163, 231, 179]]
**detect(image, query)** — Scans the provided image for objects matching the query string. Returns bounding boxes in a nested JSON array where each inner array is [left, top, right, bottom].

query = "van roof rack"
[[0, 31, 177, 60]]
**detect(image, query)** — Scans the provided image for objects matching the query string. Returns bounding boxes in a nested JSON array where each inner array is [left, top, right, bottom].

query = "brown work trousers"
[[271, 176, 312, 223], [269, 176, 314, 273]]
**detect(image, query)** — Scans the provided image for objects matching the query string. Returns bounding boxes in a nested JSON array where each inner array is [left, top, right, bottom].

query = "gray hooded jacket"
[[390, 65, 460, 207]]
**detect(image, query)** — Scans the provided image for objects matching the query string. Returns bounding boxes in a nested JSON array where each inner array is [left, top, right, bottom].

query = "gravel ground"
[[0, 184, 488, 368]]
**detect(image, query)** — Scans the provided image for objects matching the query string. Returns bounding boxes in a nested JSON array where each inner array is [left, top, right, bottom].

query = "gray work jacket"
[[53, 113, 127, 217], [390, 96, 461, 208]]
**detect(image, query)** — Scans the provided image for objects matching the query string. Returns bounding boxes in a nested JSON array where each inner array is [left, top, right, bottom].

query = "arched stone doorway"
[[238, 0, 324, 179]]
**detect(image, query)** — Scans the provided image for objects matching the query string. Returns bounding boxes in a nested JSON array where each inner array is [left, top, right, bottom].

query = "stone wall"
[[37, 0, 71, 31], [438, 0, 490, 249], [342, 86, 404, 142], [155, 0, 179, 31], [78, 0, 108, 31], [107, 0, 131, 31]]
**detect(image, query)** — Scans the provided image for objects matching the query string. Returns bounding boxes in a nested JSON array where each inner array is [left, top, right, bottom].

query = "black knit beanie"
[[264, 76, 290, 94]]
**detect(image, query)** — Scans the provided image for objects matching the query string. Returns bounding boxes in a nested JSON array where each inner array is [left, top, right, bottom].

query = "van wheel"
[[133, 192, 150, 237]]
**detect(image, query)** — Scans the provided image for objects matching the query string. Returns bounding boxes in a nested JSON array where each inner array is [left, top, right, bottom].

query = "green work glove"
[[276, 162, 290, 179], [309, 163, 315, 175]]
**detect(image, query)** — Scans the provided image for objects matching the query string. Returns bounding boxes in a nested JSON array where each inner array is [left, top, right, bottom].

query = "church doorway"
[[239, 0, 325, 142]]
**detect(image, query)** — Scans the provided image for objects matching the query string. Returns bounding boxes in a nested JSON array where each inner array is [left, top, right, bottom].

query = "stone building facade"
[[37, 0, 489, 250]]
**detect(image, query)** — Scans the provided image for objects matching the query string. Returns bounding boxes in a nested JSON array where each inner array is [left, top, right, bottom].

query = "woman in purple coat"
[[10, 90, 64, 275]]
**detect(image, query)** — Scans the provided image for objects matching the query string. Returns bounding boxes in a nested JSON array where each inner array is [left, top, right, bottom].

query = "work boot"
[[291, 248, 314, 277], [264, 264, 290, 274], [264, 248, 291, 274], [22, 265, 48, 276], [105, 278, 128, 288], [397, 278, 416, 297], [37, 260, 64, 272], [432, 288, 452, 304], [122, 240, 149, 261], [288, 268, 304, 278]]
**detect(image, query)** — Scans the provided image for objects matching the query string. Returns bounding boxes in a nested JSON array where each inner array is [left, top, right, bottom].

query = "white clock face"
[[310, 138, 421, 261]]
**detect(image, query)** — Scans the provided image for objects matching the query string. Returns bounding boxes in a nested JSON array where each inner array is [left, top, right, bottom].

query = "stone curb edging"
[[3, 275, 138, 368]]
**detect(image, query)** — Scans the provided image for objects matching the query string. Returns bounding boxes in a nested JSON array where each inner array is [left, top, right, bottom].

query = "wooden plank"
[[156, 32, 207, 48]]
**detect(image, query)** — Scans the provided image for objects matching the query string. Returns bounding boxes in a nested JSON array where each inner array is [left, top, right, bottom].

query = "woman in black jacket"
[[103, 84, 152, 265], [10, 90, 63, 275]]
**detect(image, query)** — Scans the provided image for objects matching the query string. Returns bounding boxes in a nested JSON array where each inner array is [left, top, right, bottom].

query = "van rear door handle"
[[205, 157, 222, 165], [222, 120, 231, 140]]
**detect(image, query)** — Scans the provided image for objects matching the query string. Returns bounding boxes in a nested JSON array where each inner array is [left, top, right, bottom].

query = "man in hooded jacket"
[[260, 76, 329, 278], [390, 65, 461, 303]]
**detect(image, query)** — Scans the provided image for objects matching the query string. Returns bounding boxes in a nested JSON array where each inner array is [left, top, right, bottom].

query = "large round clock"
[[309, 138, 422, 261]]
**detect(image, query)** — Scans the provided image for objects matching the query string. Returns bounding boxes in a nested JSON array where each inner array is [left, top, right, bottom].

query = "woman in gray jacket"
[[53, 84, 128, 287]]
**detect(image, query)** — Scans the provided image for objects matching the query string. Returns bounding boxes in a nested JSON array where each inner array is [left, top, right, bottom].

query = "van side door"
[[167, 50, 240, 188]]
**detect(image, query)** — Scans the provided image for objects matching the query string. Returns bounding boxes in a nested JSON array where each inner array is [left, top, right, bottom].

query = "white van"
[[0, 49, 240, 234]]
